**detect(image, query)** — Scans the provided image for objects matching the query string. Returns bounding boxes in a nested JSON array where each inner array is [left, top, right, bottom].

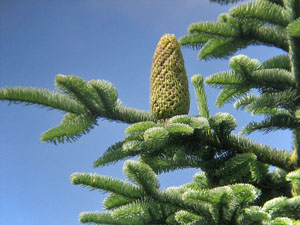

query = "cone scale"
[[150, 34, 190, 120]]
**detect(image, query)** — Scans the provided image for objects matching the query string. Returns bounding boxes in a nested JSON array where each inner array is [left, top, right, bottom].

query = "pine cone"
[[150, 34, 190, 120]]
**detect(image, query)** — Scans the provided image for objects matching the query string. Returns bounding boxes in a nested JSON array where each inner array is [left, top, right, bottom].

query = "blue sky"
[[0, 1, 292, 225]]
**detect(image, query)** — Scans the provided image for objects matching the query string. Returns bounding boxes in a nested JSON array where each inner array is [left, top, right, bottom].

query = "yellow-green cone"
[[150, 34, 190, 120]]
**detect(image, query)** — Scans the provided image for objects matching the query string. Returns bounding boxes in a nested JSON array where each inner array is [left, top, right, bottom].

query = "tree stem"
[[293, 128, 300, 166], [287, 0, 300, 166]]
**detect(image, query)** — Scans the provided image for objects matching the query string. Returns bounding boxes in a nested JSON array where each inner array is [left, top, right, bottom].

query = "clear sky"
[[0, 1, 292, 225]]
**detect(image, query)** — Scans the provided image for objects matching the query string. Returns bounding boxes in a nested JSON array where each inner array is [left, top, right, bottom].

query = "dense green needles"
[[3, 0, 300, 224]]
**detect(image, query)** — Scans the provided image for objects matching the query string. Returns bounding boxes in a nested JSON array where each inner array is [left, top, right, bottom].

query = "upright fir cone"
[[150, 34, 190, 120]]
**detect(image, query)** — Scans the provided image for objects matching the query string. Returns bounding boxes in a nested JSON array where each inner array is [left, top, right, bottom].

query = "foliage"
[[2, 0, 300, 224]]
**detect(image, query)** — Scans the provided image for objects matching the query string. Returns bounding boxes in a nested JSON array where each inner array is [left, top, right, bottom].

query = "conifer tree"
[[3, 0, 300, 224]]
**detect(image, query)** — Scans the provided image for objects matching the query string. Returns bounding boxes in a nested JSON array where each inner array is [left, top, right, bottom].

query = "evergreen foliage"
[[3, 0, 300, 224]]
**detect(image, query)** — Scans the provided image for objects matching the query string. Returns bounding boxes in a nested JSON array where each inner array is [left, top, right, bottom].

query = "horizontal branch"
[[0, 87, 86, 114], [228, 134, 295, 171]]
